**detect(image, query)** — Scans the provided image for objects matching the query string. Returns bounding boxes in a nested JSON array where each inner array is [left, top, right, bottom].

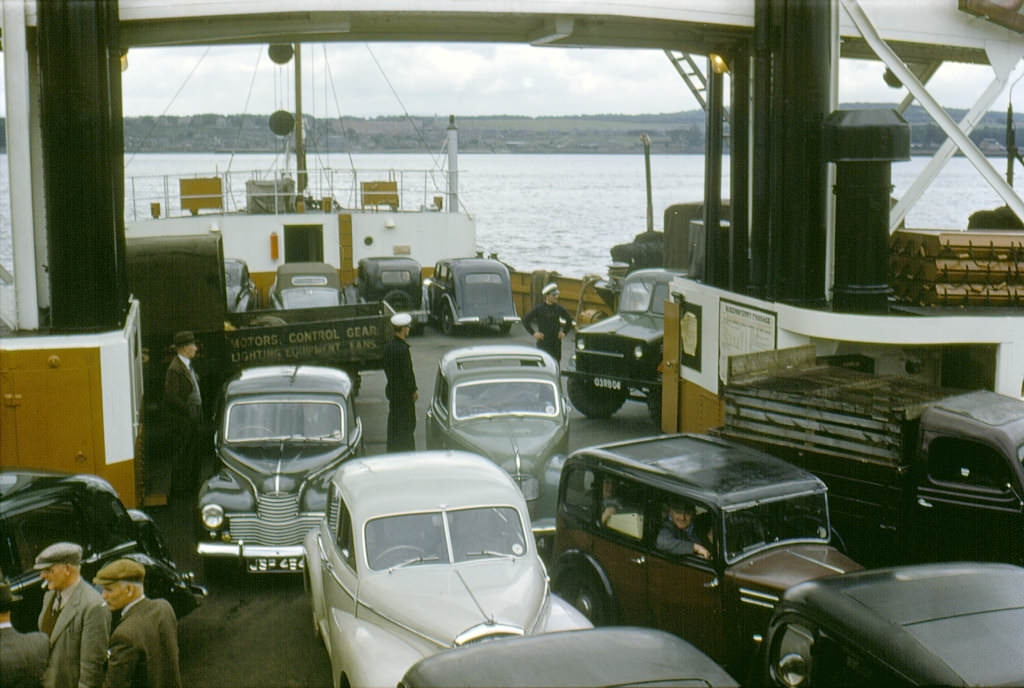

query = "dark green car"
[[424, 345, 569, 552]]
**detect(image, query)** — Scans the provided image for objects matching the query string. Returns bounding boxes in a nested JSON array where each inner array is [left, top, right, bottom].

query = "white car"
[[303, 450, 591, 688]]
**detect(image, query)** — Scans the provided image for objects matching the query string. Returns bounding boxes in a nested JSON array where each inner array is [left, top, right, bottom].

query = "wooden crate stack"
[[889, 228, 1024, 306]]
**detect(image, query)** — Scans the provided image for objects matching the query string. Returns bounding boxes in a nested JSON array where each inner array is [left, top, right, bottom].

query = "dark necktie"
[[39, 592, 61, 635]]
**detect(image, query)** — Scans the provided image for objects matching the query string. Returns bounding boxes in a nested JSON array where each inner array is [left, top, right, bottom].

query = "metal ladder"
[[664, 50, 730, 124]]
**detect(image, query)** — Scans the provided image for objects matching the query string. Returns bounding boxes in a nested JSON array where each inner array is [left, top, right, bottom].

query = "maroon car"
[[550, 433, 860, 676]]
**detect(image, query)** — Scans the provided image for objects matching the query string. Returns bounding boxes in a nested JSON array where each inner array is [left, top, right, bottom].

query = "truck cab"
[[565, 268, 684, 424]]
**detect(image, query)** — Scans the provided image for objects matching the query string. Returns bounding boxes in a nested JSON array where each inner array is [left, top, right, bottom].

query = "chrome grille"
[[227, 495, 321, 546]]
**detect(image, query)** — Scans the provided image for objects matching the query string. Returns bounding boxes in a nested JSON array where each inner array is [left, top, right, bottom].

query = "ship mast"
[[294, 43, 307, 196]]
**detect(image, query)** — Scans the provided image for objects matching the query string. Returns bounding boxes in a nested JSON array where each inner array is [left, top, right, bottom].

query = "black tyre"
[[567, 375, 627, 418], [382, 289, 413, 311], [440, 307, 455, 335], [553, 568, 612, 625]]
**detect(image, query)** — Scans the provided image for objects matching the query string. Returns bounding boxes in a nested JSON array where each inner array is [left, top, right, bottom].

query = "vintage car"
[[224, 257, 258, 312], [400, 626, 739, 688], [423, 257, 519, 334], [763, 562, 1024, 687], [197, 365, 363, 574], [550, 434, 860, 676], [566, 267, 685, 424], [303, 450, 591, 688], [424, 345, 568, 548], [0, 470, 206, 632], [357, 256, 427, 332], [269, 261, 345, 309]]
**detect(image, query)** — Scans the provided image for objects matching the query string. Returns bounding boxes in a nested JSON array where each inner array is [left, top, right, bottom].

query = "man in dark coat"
[[94, 560, 181, 688], [382, 312, 418, 452], [522, 282, 574, 366], [163, 330, 202, 495], [0, 581, 48, 688]]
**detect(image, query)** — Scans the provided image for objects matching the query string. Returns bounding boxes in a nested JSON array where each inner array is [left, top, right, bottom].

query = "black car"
[[423, 257, 519, 334], [400, 627, 739, 688], [763, 562, 1024, 687], [225, 257, 258, 313], [357, 256, 426, 332], [0, 470, 206, 631], [197, 365, 363, 574], [566, 267, 684, 424]]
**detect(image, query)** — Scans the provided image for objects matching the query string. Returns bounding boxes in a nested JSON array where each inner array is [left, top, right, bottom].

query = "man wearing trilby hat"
[[382, 312, 418, 452], [0, 579, 48, 688], [522, 282, 574, 366], [164, 330, 203, 495], [33, 542, 110, 688]]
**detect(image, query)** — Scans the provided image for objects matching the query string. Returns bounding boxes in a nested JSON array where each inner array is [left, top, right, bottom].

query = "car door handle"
[[917, 497, 933, 508], [704, 577, 719, 589], [631, 555, 645, 566]]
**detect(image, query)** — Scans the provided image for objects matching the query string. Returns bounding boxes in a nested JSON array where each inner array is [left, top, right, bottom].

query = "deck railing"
[[125, 166, 453, 221]]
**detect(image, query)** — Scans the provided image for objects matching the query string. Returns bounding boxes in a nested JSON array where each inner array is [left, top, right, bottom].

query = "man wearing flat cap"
[[522, 282, 574, 367], [94, 560, 181, 688], [163, 330, 203, 496], [1, 580, 48, 688], [383, 312, 418, 452], [34, 542, 110, 688]]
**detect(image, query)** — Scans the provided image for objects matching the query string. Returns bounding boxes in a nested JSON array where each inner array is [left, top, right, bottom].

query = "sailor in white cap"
[[522, 282, 574, 365], [34, 542, 110, 688], [383, 311, 418, 451]]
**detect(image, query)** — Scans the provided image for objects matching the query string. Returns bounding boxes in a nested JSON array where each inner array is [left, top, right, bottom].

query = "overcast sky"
[[1, 43, 1019, 119]]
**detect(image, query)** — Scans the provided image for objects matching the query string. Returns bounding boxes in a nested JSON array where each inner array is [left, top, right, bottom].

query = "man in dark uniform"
[[383, 312, 418, 452], [0, 581, 48, 688], [94, 560, 182, 688], [163, 331, 202, 495], [522, 282, 574, 366]]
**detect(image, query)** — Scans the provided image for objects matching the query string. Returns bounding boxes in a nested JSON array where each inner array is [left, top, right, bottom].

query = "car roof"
[[444, 258, 510, 276], [224, 365, 352, 398], [569, 434, 825, 509], [0, 469, 117, 505], [334, 451, 527, 523], [438, 345, 558, 382], [359, 256, 421, 269], [780, 562, 1024, 686], [401, 626, 738, 687], [274, 262, 341, 287]]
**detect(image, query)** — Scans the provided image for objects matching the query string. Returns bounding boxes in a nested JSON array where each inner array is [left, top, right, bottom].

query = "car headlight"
[[201, 504, 225, 530], [634, 344, 644, 358], [576, 338, 585, 351], [776, 653, 809, 687]]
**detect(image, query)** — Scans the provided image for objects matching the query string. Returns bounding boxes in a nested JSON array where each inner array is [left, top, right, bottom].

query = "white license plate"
[[247, 557, 304, 573], [594, 377, 622, 390]]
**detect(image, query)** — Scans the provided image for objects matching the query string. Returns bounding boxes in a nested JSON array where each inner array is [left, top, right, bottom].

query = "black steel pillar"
[[729, 47, 751, 294], [37, 0, 128, 331], [766, 0, 830, 305], [703, 62, 725, 287], [749, 0, 771, 298]]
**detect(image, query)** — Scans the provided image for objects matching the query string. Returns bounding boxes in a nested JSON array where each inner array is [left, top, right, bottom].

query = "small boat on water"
[[3, 0, 1024, 507]]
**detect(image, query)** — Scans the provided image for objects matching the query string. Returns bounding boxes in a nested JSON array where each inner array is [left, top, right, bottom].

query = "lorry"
[[126, 234, 392, 500], [715, 345, 1024, 568]]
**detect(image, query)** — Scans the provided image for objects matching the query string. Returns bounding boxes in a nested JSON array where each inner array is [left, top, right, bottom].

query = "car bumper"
[[197, 542, 306, 573]]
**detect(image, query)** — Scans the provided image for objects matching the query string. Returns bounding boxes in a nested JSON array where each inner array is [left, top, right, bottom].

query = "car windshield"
[[225, 400, 343, 441], [618, 278, 668, 315], [722, 492, 829, 563], [364, 506, 527, 570], [452, 379, 559, 419], [280, 287, 340, 309]]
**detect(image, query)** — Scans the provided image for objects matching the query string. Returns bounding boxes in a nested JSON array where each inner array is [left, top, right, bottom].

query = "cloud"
[[0, 43, 1018, 119]]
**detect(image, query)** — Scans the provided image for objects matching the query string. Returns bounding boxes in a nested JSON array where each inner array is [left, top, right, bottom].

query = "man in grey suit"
[[34, 543, 110, 688], [94, 560, 181, 688], [0, 581, 48, 688]]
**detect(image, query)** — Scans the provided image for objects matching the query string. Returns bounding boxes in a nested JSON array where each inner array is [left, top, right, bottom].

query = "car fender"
[[328, 606, 430, 688], [303, 528, 329, 647], [544, 592, 594, 631], [442, 292, 458, 319], [552, 549, 615, 601]]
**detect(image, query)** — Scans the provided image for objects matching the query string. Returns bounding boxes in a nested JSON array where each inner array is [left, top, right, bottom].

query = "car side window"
[[926, 437, 1011, 492], [600, 477, 644, 541], [560, 466, 595, 522], [6, 499, 85, 575], [335, 501, 355, 570], [652, 492, 714, 561], [434, 371, 449, 414], [87, 493, 134, 554]]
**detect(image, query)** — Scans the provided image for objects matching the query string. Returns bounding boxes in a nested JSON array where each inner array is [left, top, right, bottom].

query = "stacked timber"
[[889, 228, 1024, 306]]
